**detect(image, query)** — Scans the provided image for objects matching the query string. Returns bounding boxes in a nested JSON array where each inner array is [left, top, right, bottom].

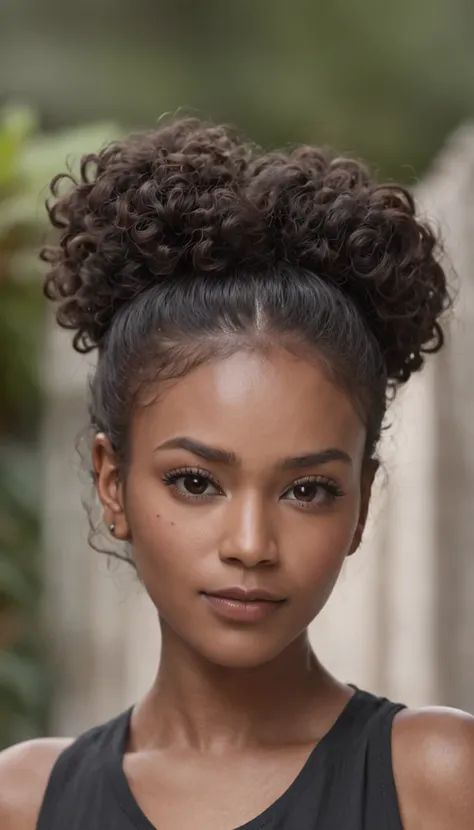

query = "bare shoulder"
[[0, 737, 72, 830], [392, 705, 474, 830]]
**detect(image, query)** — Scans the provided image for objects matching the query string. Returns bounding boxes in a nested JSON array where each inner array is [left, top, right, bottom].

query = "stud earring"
[[109, 523, 115, 535]]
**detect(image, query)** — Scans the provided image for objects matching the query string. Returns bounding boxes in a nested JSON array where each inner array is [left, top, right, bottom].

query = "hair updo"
[[41, 117, 449, 463]]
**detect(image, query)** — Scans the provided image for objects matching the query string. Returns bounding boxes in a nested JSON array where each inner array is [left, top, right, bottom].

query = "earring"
[[109, 523, 115, 535]]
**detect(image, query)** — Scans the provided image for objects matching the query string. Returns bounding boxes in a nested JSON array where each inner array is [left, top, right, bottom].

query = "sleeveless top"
[[36, 688, 405, 830]]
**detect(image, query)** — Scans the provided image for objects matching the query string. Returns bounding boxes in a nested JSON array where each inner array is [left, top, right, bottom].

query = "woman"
[[1, 118, 472, 830]]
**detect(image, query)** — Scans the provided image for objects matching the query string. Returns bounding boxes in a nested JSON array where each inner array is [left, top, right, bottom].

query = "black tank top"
[[36, 688, 405, 830]]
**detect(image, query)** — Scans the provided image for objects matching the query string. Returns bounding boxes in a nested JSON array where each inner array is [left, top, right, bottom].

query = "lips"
[[201, 586, 287, 623], [205, 586, 286, 603]]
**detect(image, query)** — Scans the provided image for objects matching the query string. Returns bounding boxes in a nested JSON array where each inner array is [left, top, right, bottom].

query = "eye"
[[163, 468, 223, 499], [178, 475, 217, 497], [282, 477, 344, 508]]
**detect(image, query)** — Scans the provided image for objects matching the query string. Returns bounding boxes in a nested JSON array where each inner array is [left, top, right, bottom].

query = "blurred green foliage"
[[0, 103, 117, 747], [0, 105, 47, 746], [1, 0, 474, 179]]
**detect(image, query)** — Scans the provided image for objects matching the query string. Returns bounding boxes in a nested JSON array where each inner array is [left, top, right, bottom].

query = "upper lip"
[[203, 587, 286, 603]]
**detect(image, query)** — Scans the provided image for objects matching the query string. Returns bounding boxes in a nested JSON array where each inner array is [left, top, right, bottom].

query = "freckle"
[[156, 514, 160, 519], [170, 521, 175, 526]]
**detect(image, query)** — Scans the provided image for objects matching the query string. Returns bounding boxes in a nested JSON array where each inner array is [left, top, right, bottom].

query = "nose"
[[218, 493, 279, 569]]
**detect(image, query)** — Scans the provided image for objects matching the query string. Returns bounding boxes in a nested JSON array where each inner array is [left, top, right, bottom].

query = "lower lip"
[[202, 594, 285, 623]]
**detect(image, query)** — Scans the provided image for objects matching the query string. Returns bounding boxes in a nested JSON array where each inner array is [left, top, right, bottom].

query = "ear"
[[92, 433, 131, 541], [348, 458, 379, 556]]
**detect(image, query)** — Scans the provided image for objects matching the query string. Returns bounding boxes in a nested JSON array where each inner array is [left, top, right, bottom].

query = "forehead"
[[131, 347, 367, 463]]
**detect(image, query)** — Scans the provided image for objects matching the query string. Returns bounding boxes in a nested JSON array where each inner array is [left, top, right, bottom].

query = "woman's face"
[[95, 345, 374, 668]]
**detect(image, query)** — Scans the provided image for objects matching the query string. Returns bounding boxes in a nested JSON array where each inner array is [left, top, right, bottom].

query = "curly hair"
[[41, 117, 449, 460]]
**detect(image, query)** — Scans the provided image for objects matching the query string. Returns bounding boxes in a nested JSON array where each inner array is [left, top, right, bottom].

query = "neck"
[[136, 622, 348, 751]]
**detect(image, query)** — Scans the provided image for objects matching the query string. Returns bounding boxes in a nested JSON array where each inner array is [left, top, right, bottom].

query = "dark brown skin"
[[1, 345, 473, 829]]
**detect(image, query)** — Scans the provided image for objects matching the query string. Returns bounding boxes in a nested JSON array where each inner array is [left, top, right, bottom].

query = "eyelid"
[[285, 473, 343, 489], [165, 466, 215, 480]]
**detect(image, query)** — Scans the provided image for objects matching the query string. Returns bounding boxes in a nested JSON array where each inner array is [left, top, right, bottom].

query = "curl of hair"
[[42, 117, 448, 385]]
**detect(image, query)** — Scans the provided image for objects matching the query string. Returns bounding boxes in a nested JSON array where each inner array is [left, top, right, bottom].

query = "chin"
[[192, 630, 295, 670]]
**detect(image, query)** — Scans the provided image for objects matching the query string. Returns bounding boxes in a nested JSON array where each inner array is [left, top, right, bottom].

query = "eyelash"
[[162, 467, 345, 508], [163, 467, 222, 495], [287, 475, 345, 506]]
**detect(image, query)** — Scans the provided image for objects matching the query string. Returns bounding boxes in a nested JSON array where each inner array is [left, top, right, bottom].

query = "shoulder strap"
[[363, 698, 406, 830], [36, 709, 132, 829]]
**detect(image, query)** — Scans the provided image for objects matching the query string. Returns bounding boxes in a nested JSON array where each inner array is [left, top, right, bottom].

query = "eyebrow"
[[154, 437, 352, 469]]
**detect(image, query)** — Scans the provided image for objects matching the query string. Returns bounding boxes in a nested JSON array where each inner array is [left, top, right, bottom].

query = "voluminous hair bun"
[[42, 117, 448, 384]]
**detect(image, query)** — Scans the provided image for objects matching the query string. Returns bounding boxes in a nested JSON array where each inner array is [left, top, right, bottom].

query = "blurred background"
[[1, 0, 474, 748]]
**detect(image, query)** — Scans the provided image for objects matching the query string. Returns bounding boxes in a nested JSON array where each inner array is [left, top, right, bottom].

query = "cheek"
[[124, 477, 215, 588], [284, 503, 360, 598]]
